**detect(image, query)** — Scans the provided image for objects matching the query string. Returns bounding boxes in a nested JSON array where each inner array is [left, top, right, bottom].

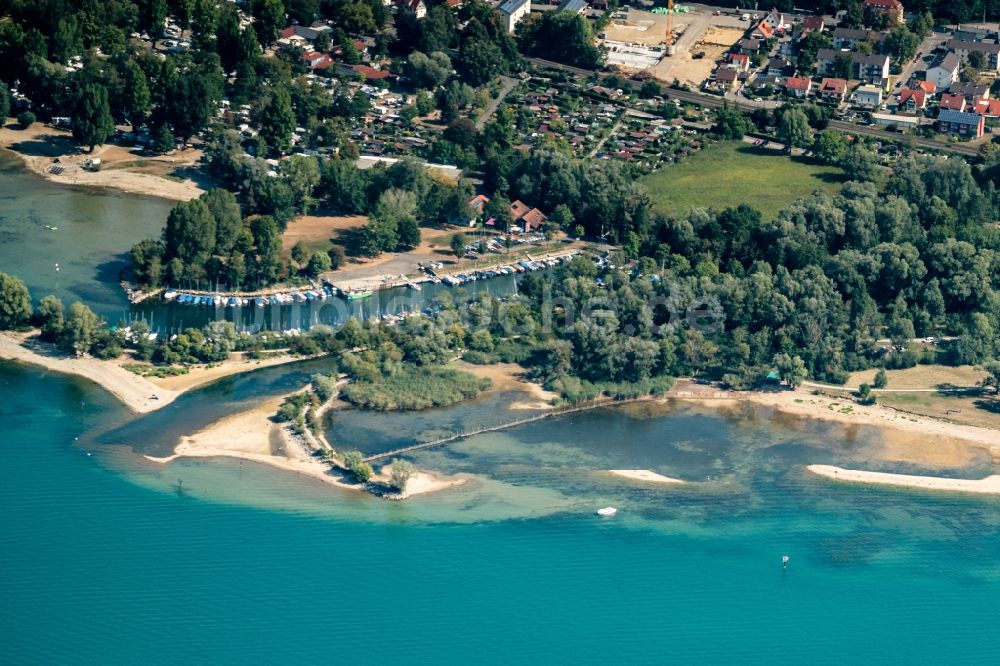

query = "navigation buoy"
[[782, 555, 790, 570]]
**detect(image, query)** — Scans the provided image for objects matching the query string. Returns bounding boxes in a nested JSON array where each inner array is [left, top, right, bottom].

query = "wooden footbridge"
[[361, 396, 653, 463]]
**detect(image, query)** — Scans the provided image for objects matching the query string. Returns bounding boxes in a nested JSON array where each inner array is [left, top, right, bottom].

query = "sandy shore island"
[[1, 121, 204, 201], [807, 464, 1000, 495], [146, 396, 464, 498], [0, 331, 308, 414], [607, 469, 685, 485]]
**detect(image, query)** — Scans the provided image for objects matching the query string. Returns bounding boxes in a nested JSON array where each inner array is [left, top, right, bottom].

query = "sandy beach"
[[807, 464, 1000, 495], [1, 121, 204, 201], [0, 331, 176, 413], [0, 331, 309, 414], [459, 361, 559, 410], [663, 381, 1000, 451], [147, 396, 464, 498], [607, 469, 685, 485]]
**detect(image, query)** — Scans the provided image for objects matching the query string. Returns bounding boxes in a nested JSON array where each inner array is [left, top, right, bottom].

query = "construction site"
[[600, 5, 748, 85]]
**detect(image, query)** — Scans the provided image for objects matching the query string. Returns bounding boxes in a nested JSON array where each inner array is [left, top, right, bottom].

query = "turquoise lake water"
[[4, 361, 1000, 664], [4, 154, 1000, 664]]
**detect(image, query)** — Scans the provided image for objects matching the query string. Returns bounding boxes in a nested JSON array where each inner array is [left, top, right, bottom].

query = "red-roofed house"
[[345, 64, 393, 80], [939, 93, 967, 112], [801, 16, 825, 34], [785, 77, 812, 98], [974, 97, 1000, 117], [726, 52, 750, 72], [519, 208, 548, 233], [464, 194, 490, 226], [754, 20, 775, 40], [912, 80, 937, 94], [394, 0, 427, 18], [819, 78, 848, 102], [864, 0, 904, 26], [510, 199, 531, 220], [898, 88, 927, 111], [304, 51, 335, 70]]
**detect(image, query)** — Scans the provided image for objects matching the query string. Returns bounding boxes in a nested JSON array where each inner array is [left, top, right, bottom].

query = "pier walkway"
[[361, 396, 652, 463]]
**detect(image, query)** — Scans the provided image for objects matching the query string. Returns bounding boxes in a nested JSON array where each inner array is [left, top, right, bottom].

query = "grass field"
[[641, 141, 844, 220]]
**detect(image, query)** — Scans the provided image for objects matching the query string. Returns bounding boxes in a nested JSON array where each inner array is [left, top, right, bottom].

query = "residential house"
[[304, 51, 335, 71], [953, 27, 990, 42], [754, 20, 775, 40], [557, 0, 587, 12], [785, 76, 812, 97], [898, 88, 928, 111], [854, 53, 891, 87], [819, 77, 848, 102], [925, 52, 961, 88], [767, 56, 794, 77], [726, 52, 750, 72], [856, 84, 884, 108], [393, 0, 427, 18], [832, 28, 871, 50], [738, 38, 762, 54], [948, 81, 990, 103], [465, 194, 489, 226], [510, 199, 531, 220], [910, 80, 937, 94], [519, 208, 547, 233], [498, 0, 531, 33], [863, 0, 904, 26], [762, 9, 786, 31], [946, 39, 1000, 72], [939, 93, 967, 112], [801, 16, 825, 35], [973, 97, 1000, 117], [816, 50, 890, 87], [937, 108, 985, 138], [343, 64, 393, 80], [715, 67, 738, 88]]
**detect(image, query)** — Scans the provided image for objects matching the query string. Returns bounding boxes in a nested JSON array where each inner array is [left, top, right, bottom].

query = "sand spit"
[[807, 464, 1000, 495], [607, 469, 685, 485]]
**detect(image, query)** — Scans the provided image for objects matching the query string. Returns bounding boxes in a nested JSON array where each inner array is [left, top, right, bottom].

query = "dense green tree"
[[200, 189, 243, 256], [261, 87, 295, 156], [36, 295, 65, 341], [389, 459, 414, 491], [164, 199, 216, 266], [251, 0, 286, 47], [0, 80, 10, 120], [773, 352, 807, 388], [72, 83, 114, 151], [62, 302, 102, 355], [812, 129, 848, 164], [406, 50, 452, 89], [714, 106, 751, 139], [251, 215, 283, 283], [305, 251, 331, 277], [516, 12, 603, 69], [778, 108, 811, 152], [120, 61, 151, 127], [450, 232, 467, 259], [0, 272, 32, 330]]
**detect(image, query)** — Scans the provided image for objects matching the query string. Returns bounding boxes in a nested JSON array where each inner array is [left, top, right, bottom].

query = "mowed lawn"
[[641, 141, 844, 220]]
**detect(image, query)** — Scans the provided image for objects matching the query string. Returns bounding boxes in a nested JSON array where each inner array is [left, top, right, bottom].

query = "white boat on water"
[[596, 507, 617, 517]]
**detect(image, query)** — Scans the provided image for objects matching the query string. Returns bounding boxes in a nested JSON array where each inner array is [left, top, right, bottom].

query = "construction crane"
[[665, 0, 675, 56]]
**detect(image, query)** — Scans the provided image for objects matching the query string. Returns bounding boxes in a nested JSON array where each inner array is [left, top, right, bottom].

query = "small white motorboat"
[[596, 507, 618, 517]]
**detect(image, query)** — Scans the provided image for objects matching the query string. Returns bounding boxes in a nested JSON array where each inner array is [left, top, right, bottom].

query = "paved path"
[[801, 381, 983, 394], [476, 75, 519, 130]]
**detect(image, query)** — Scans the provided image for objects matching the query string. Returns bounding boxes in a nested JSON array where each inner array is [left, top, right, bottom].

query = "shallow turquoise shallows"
[[3, 361, 1000, 665]]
